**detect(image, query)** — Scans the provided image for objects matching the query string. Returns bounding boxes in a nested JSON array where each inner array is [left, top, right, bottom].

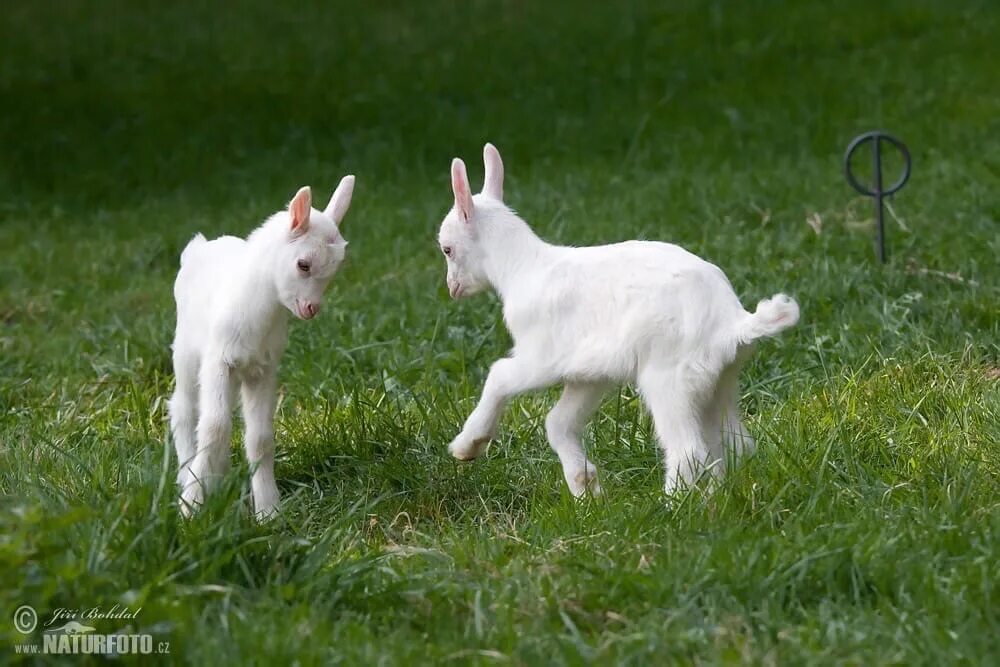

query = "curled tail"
[[179, 233, 207, 267], [735, 293, 799, 345]]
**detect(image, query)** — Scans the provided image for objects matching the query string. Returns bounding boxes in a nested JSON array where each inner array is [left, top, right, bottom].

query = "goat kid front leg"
[[449, 356, 557, 461], [181, 358, 235, 516], [241, 368, 280, 520]]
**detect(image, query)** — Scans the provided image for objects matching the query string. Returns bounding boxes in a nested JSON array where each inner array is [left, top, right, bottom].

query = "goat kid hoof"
[[567, 467, 602, 498]]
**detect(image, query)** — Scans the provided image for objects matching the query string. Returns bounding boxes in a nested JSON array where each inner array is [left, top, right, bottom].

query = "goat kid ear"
[[482, 142, 504, 201], [289, 186, 312, 234], [324, 174, 355, 225], [451, 158, 474, 222]]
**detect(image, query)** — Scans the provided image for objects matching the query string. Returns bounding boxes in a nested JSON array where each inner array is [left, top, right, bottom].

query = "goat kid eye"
[[297, 260, 311, 273], [442, 246, 453, 257]]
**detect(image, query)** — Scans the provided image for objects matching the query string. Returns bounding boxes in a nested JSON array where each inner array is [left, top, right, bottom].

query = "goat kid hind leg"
[[169, 345, 200, 489], [638, 365, 717, 494], [712, 360, 755, 470], [696, 361, 744, 475], [180, 358, 236, 516], [449, 356, 559, 461]]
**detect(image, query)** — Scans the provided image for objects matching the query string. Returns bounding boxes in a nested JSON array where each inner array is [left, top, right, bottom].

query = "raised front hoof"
[[566, 464, 602, 498], [448, 433, 491, 461]]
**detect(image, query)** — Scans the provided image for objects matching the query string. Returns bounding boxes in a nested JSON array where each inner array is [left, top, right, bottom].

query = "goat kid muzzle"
[[294, 299, 320, 320]]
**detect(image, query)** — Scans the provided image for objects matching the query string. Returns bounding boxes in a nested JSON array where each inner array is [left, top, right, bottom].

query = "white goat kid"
[[438, 144, 798, 496], [169, 178, 355, 519]]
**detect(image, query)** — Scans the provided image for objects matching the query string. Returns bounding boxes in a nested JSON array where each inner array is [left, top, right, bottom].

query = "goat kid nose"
[[305, 302, 319, 318]]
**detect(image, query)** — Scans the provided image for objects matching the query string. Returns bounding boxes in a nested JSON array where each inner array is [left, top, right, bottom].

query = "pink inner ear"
[[452, 174, 467, 200], [451, 161, 474, 221], [290, 191, 311, 231]]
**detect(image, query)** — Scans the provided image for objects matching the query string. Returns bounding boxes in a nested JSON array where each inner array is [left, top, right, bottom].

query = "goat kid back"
[[437, 144, 798, 496], [169, 177, 355, 519]]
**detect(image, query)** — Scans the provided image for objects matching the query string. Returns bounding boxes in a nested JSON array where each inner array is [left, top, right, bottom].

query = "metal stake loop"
[[844, 131, 911, 263]]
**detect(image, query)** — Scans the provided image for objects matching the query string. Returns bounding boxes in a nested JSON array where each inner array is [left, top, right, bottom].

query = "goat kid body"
[[170, 181, 354, 519], [492, 219, 744, 382], [177, 234, 292, 373], [440, 146, 798, 496]]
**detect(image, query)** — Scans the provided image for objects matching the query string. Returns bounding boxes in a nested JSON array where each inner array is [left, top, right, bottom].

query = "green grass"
[[2, 0, 999, 663]]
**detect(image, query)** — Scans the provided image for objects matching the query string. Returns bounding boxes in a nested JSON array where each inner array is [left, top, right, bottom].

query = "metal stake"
[[844, 131, 911, 263]]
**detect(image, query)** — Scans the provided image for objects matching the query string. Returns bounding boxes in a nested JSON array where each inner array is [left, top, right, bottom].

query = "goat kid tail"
[[734, 293, 799, 344], [179, 233, 208, 266]]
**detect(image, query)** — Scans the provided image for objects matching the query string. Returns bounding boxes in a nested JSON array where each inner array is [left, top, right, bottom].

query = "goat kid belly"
[[502, 299, 655, 383]]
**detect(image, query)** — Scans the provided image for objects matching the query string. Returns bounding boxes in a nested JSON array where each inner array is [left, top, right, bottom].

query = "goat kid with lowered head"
[[170, 178, 354, 519]]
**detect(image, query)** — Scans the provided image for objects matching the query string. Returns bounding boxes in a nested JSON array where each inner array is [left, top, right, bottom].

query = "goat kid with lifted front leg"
[[437, 144, 798, 497], [169, 177, 355, 519]]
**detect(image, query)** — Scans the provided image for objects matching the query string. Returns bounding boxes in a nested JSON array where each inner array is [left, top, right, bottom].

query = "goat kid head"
[[437, 143, 506, 299], [275, 176, 354, 320]]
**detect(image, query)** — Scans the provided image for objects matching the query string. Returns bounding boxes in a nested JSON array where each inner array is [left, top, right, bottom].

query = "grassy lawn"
[[2, 0, 999, 663]]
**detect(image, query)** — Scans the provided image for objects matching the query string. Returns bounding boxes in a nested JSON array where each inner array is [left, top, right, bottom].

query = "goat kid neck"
[[223, 243, 288, 341], [479, 220, 551, 301]]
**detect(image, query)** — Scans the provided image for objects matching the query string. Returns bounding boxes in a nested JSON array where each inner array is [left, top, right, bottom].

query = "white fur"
[[438, 145, 799, 496], [169, 177, 355, 519]]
